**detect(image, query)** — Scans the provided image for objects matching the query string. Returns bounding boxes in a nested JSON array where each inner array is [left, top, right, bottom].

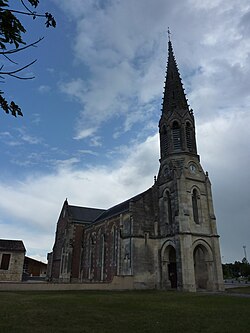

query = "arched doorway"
[[161, 244, 177, 289], [168, 247, 177, 288], [193, 245, 209, 289]]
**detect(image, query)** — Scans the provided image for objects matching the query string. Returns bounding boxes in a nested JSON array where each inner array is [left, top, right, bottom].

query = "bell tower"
[[159, 39, 197, 160], [157, 35, 224, 291]]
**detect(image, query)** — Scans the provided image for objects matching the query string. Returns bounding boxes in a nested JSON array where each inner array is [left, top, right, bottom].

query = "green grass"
[[0, 290, 249, 333]]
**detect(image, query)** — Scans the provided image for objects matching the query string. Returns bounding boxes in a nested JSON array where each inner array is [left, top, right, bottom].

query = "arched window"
[[162, 125, 167, 134], [112, 226, 118, 267], [172, 121, 181, 151], [100, 234, 105, 281], [167, 192, 173, 224], [88, 236, 94, 279], [186, 122, 192, 150], [192, 189, 199, 224]]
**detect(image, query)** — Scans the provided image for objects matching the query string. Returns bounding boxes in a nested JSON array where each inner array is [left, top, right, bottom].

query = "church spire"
[[159, 35, 197, 159], [162, 37, 189, 115]]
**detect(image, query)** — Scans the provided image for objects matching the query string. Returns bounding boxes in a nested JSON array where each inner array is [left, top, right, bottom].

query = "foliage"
[[0, 290, 250, 333], [0, 0, 56, 117], [222, 258, 250, 279]]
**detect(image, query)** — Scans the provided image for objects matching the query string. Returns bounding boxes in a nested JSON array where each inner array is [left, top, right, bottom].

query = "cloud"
[[197, 110, 250, 263], [188, 0, 223, 10], [55, 0, 250, 147], [31, 113, 41, 125], [0, 134, 158, 260], [53, 157, 80, 170], [59, 78, 87, 104], [73, 127, 97, 140], [38, 85, 51, 94], [17, 128, 43, 145], [0, 131, 21, 147], [2, 0, 250, 265], [56, 0, 171, 140], [78, 149, 99, 156], [41, 0, 250, 262], [1, 117, 249, 264]]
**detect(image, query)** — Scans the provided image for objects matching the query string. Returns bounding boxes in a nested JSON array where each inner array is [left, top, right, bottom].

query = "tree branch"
[[0, 0, 56, 117], [0, 37, 43, 55], [21, 0, 37, 14], [0, 59, 37, 75], [8, 73, 35, 80], [8, 8, 45, 19], [3, 53, 18, 64]]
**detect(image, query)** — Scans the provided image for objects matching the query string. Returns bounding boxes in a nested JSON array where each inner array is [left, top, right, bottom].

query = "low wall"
[[0, 276, 135, 291]]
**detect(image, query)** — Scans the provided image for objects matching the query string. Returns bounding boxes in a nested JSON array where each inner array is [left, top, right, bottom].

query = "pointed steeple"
[[159, 35, 197, 160], [162, 39, 189, 115]]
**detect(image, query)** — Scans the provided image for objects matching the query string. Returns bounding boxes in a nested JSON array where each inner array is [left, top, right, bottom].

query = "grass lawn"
[[0, 290, 249, 333]]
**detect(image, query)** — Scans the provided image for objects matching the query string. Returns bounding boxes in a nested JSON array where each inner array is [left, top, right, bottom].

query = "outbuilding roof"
[[0, 239, 26, 252]]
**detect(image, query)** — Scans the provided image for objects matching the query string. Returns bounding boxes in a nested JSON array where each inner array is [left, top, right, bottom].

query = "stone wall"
[[0, 276, 136, 291], [0, 251, 25, 282]]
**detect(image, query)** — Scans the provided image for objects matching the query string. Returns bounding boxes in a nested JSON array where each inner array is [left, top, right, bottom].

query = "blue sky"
[[1, 0, 250, 264]]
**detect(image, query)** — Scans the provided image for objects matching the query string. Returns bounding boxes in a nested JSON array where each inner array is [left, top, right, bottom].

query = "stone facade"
[[47, 39, 224, 292], [0, 239, 26, 282]]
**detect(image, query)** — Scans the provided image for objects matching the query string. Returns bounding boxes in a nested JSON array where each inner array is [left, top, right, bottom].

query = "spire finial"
[[167, 27, 171, 42]]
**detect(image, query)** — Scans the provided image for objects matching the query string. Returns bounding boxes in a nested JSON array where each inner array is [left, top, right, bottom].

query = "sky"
[[0, 0, 250, 264]]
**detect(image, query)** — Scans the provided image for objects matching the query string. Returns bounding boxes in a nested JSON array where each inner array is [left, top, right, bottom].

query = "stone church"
[[47, 39, 224, 292]]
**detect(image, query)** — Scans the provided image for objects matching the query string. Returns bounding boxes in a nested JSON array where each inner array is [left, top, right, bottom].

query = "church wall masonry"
[[47, 38, 224, 292]]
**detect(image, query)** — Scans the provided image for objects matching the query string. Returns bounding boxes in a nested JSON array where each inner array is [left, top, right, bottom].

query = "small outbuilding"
[[23, 256, 47, 279], [0, 239, 26, 282]]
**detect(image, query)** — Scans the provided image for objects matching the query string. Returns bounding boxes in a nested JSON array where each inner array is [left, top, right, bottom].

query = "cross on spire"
[[162, 35, 189, 114], [167, 27, 171, 42]]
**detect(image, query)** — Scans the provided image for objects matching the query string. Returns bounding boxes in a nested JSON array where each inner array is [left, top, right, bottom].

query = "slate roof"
[[95, 199, 130, 222], [68, 205, 106, 223], [66, 188, 151, 226], [95, 189, 149, 223], [0, 239, 26, 252]]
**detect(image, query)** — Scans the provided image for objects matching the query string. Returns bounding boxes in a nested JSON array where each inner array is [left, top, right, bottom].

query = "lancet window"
[[192, 189, 199, 224]]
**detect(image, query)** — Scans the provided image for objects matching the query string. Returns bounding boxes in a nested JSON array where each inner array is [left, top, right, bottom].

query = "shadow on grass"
[[226, 286, 250, 294], [0, 290, 249, 333]]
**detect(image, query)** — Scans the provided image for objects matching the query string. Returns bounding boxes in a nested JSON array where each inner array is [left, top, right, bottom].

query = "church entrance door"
[[193, 245, 209, 290], [168, 262, 177, 288], [161, 245, 177, 289]]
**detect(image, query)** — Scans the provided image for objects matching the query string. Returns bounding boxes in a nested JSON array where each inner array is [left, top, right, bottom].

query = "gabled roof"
[[0, 239, 26, 252], [68, 205, 106, 223], [25, 256, 47, 266], [65, 187, 152, 226], [95, 199, 130, 222], [95, 189, 150, 223]]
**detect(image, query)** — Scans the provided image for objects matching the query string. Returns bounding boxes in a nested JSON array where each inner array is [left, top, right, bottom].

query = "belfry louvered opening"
[[186, 122, 192, 150], [172, 121, 181, 151]]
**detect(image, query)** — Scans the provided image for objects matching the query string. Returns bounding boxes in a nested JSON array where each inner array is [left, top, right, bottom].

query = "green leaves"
[[0, 91, 23, 117], [27, 0, 39, 8], [0, 9, 26, 50], [45, 12, 56, 28], [0, 0, 56, 117]]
